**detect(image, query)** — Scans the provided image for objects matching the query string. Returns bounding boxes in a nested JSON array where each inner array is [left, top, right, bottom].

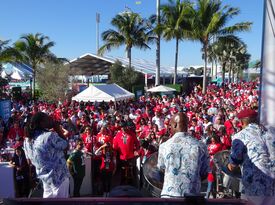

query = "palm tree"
[[211, 35, 247, 83], [188, 0, 252, 93], [14, 33, 56, 100], [0, 40, 20, 65], [233, 46, 250, 82], [159, 0, 191, 84], [99, 11, 153, 68]]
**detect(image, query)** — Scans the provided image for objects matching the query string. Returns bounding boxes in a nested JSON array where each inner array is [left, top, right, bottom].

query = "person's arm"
[[53, 122, 66, 140], [112, 151, 117, 175], [200, 148, 210, 181], [94, 143, 108, 155], [9, 159, 16, 168], [50, 132, 68, 150], [227, 138, 245, 171], [157, 144, 165, 171], [67, 154, 75, 176]]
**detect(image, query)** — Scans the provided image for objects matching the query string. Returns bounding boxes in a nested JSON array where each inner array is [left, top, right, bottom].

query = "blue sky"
[[0, 0, 264, 67]]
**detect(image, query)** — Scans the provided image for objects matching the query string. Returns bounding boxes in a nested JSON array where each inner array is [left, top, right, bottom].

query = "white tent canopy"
[[72, 83, 135, 102], [147, 85, 176, 93]]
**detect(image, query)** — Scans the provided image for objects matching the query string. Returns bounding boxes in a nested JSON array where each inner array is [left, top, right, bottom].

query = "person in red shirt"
[[113, 121, 140, 185], [95, 142, 116, 197], [135, 118, 150, 140], [206, 135, 223, 198], [96, 125, 113, 147], [218, 126, 231, 150], [7, 121, 24, 142], [81, 126, 95, 152]]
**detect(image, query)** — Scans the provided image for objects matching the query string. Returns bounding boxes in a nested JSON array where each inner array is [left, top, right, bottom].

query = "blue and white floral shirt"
[[229, 123, 275, 196], [24, 130, 69, 187], [157, 132, 210, 198]]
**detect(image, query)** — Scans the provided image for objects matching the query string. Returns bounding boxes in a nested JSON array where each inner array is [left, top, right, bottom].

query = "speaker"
[[11, 87, 22, 100]]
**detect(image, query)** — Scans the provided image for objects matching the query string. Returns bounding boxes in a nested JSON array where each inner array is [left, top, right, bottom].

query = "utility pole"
[[96, 12, 100, 55], [155, 0, 160, 86]]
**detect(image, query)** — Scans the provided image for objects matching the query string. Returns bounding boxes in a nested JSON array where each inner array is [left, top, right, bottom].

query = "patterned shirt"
[[157, 132, 210, 198], [229, 123, 275, 196], [24, 130, 69, 187]]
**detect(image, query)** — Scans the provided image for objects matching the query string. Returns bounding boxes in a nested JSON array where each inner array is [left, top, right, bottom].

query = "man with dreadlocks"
[[23, 112, 70, 198]]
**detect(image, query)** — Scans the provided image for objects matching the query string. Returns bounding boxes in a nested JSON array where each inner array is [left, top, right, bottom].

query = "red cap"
[[237, 109, 257, 119]]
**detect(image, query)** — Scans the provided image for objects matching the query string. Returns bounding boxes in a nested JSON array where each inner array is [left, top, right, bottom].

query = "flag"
[[260, 0, 275, 128]]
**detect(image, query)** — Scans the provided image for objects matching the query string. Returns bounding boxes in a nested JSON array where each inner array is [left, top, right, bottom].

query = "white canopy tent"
[[147, 85, 176, 93], [72, 83, 135, 102]]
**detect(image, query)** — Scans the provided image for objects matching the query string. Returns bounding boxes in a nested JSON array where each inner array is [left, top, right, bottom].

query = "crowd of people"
[[0, 80, 265, 198]]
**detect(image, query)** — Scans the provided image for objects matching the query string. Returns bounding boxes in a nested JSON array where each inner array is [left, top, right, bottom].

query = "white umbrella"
[[147, 85, 176, 93]]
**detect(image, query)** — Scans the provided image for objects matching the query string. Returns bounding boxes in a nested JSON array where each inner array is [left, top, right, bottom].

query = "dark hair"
[[25, 112, 49, 140], [75, 138, 83, 145]]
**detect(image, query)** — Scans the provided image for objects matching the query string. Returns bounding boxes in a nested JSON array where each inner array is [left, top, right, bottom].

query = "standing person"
[[227, 109, 275, 198], [23, 112, 70, 198], [67, 139, 85, 197], [9, 146, 30, 197], [95, 142, 116, 197], [113, 121, 140, 185], [157, 112, 209, 198]]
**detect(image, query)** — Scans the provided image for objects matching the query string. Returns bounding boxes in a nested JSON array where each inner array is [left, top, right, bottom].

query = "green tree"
[[109, 60, 144, 91], [188, 0, 252, 93], [14, 33, 56, 100], [0, 40, 18, 96], [253, 60, 261, 69], [159, 0, 191, 84], [36, 61, 70, 102], [99, 11, 153, 68], [210, 35, 248, 83]]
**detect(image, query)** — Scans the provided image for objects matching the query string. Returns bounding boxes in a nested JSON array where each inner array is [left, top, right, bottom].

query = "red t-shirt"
[[7, 127, 24, 140], [224, 120, 234, 136], [113, 130, 140, 160], [96, 132, 113, 146], [99, 148, 116, 172]]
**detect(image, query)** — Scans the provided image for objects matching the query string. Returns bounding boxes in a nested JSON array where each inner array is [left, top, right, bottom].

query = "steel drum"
[[213, 150, 242, 179], [142, 152, 163, 197], [213, 150, 241, 193]]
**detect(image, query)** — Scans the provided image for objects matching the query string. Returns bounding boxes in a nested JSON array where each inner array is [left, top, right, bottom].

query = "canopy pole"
[[145, 74, 148, 89]]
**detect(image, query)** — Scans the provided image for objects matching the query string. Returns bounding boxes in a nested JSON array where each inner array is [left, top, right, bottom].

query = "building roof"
[[68, 53, 173, 76]]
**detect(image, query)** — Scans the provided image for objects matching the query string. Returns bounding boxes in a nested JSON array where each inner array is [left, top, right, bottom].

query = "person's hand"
[[134, 151, 139, 157], [52, 121, 62, 133], [227, 163, 235, 172]]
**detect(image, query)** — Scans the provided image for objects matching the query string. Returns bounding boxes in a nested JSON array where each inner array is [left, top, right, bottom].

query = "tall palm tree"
[[160, 0, 191, 84], [99, 11, 153, 68], [211, 35, 247, 83], [233, 46, 250, 82], [14, 33, 56, 100], [188, 0, 252, 93]]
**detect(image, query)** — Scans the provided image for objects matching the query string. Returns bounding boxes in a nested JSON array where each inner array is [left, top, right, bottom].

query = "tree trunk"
[[232, 69, 235, 83], [215, 60, 218, 79], [229, 62, 232, 83], [33, 68, 36, 101], [222, 62, 226, 85], [173, 38, 179, 85], [211, 60, 214, 80], [127, 47, 132, 68], [202, 43, 208, 94]]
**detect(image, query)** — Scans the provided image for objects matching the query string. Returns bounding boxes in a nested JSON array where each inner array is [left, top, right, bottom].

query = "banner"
[[260, 0, 275, 128], [0, 100, 11, 123]]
